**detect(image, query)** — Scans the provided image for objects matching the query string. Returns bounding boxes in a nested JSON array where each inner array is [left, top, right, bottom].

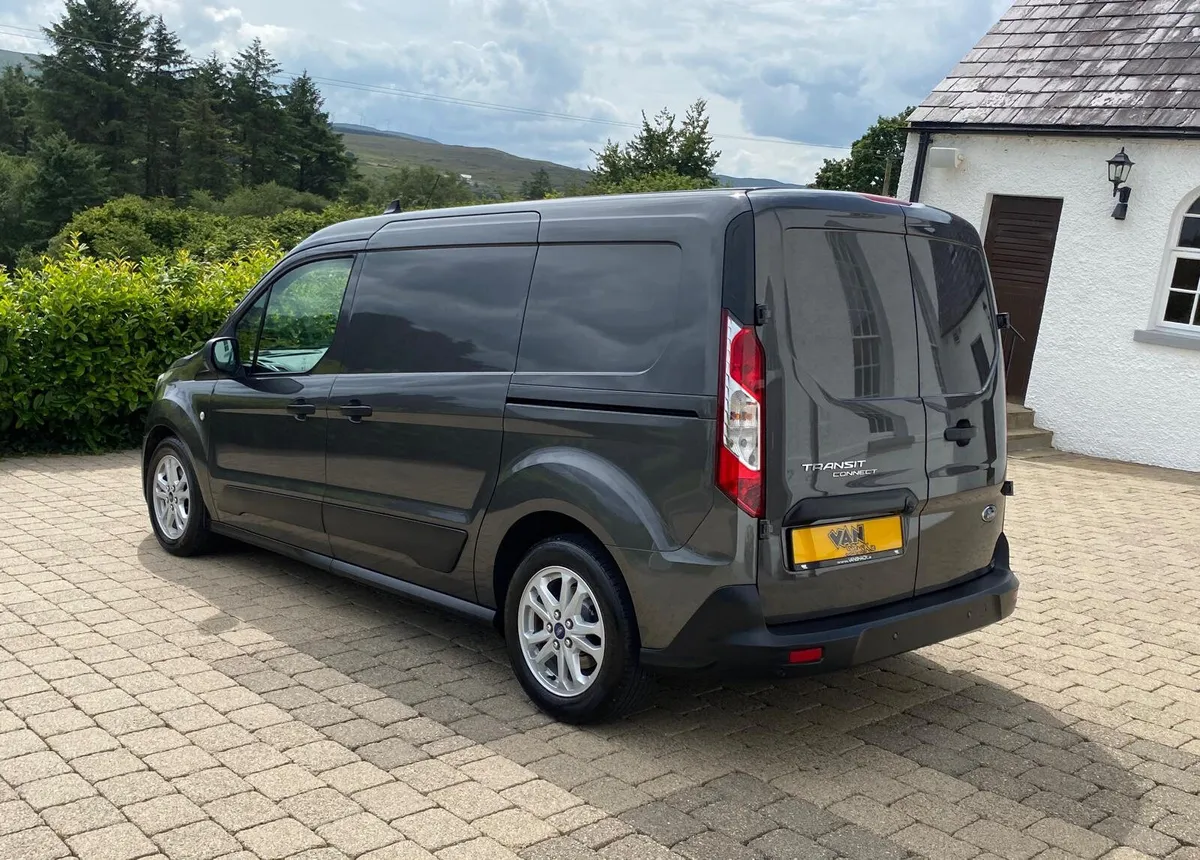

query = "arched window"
[[1162, 197, 1200, 329]]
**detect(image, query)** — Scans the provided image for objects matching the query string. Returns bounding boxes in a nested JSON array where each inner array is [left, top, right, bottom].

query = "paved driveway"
[[1, 451, 1199, 860]]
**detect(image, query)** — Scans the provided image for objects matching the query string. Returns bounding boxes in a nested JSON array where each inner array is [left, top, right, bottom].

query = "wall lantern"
[[1107, 146, 1134, 220]]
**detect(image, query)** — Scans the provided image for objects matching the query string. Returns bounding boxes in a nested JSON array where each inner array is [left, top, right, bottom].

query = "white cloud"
[[1, 0, 1004, 183]]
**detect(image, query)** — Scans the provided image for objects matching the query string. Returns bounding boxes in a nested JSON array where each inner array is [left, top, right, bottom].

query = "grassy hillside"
[[0, 49, 39, 73], [338, 125, 796, 194], [339, 129, 590, 192]]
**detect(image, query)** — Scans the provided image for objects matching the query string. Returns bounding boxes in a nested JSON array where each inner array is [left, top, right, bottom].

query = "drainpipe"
[[909, 130, 931, 203]]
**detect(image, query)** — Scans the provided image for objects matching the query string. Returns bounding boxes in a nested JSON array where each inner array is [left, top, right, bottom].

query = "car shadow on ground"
[[138, 534, 1156, 857]]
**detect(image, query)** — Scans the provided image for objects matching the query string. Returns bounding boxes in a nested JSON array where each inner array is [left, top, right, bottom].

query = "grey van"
[[143, 188, 1018, 723]]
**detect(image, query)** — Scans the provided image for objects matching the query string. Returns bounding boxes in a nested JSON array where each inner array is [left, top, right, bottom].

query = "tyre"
[[145, 437, 213, 557], [504, 535, 651, 723]]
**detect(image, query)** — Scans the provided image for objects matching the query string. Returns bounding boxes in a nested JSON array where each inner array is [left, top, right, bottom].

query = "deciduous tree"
[[811, 107, 914, 197]]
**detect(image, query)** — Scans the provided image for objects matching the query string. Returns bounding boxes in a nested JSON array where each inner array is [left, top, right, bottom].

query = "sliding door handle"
[[340, 403, 373, 422]]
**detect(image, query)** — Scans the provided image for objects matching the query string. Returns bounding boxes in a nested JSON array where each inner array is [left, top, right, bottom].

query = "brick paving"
[[1, 450, 1199, 860]]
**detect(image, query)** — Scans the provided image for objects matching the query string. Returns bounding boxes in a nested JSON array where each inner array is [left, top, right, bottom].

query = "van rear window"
[[779, 229, 920, 403], [516, 243, 682, 375], [907, 238, 999, 396]]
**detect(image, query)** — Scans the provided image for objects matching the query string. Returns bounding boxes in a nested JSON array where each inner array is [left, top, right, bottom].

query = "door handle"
[[944, 420, 977, 446], [340, 403, 373, 422], [286, 400, 317, 420]]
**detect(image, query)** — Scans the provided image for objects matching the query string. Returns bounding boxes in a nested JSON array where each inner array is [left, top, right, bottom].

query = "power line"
[[0, 22, 849, 152]]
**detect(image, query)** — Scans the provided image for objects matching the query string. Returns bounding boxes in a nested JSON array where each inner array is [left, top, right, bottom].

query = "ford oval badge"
[[981, 504, 998, 523]]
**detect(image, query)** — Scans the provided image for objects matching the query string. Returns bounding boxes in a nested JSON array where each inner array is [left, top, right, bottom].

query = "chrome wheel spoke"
[[574, 636, 603, 659], [562, 648, 586, 691], [571, 619, 601, 638], [523, 627, 551, 646], [531, 640, 556, 667]]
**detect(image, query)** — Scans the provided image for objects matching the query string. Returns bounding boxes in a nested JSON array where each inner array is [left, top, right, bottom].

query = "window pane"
[[1170, 257, 1200, 290], [517, 243, 682, 374], [1187, 197, 1200, 217], [340, 246, 536, 374], [1178, 216, 1200, 249], [234, 291, 268, 368], [908, 238, 999, 396], [1164, 290, 1198, 326], [255, 258, 353, 374], [776, 229, 919, 401]]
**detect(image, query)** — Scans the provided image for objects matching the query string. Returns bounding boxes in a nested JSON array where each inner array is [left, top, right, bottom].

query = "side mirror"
[[205, 337, 242, 377], [996, 312, 1011, 331]]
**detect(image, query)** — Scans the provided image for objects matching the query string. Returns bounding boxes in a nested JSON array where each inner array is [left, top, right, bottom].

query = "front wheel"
[[504, 536, 650, 723], [145, 437, 213, 557]]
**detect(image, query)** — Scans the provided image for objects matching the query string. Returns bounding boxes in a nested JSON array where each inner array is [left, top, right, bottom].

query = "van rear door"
[[906, 218, 1006, 593], [751, 196, 927, 624]]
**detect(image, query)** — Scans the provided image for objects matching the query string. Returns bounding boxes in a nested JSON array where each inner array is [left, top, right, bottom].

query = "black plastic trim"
[[506, 383, 714, 420], [783, 488, 919, 528], [641, 533, 1017, 676], [210, 523, 495, 624], [721, 210, 756, 323]]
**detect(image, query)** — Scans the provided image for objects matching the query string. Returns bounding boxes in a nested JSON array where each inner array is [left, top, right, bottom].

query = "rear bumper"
[[640, 544, 1018, 677]]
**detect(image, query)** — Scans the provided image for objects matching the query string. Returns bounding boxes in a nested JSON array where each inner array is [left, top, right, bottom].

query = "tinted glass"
[[517, 243, 682, 374], [252, 258, 353, 374], [778, 229, 919, 401], [340, 246, 536, 374], [908, 238, 998, 396]]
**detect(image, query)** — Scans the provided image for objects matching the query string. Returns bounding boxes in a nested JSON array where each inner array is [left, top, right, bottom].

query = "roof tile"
[[912, 0, 1200, 129]]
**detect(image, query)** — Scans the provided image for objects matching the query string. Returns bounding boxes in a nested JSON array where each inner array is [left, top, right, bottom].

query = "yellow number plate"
[[790, 515, 905, 570]]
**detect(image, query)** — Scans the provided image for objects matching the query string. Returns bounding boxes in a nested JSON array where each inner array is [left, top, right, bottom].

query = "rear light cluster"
[[716, 310, 765, 518]]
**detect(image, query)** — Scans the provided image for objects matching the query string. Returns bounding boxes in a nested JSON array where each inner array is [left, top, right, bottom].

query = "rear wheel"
[[504, 536, 650, 723], [146, 437, 213, 557]]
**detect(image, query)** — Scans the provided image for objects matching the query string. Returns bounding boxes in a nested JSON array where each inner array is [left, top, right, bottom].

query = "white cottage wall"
[[897, 132, 1200, 472]]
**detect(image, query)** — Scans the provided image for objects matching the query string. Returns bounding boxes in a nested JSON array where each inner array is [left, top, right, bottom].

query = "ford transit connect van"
[[143, 189, 1018, 723]]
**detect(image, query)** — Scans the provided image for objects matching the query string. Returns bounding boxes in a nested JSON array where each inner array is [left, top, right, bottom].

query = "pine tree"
[[519, 167, 553, 200], [136, 17, 189, 198], [229, 39, 284, 187], [179, 55, 236, 198], [0, 68, 37, 156], [280, 72, 355, 198], [36, 0, 149, 193], [26, 131, 111, 239]]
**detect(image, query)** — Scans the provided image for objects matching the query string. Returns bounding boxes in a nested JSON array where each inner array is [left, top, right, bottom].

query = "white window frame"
[[1152, 194, 1200, 336]]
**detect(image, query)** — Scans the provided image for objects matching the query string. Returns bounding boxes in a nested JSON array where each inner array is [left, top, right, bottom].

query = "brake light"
[[859, 193, 912, 206], [717, 310, 765, 517]]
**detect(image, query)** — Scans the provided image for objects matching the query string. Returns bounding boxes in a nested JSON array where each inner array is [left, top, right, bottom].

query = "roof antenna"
[[382, 199, 403, 215]]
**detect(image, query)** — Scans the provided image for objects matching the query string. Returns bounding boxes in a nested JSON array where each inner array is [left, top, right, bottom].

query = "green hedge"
[[0, 240, 278, 452], [46, 196, 373, 263]]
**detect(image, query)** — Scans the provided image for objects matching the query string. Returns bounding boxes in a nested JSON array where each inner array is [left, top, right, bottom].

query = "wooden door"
[[983, 195, 1063, 400]]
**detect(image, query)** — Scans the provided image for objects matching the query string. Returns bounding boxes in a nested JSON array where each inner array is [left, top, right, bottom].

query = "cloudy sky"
[[1, 0, 1010, 183]]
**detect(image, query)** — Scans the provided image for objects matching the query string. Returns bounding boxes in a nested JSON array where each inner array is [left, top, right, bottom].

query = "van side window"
[[236, 257, 353, 375], [907, 238, 999, 396], [780, 229, 920, 408], [338, 246, 537, 374], [516, 243, 682, 374]]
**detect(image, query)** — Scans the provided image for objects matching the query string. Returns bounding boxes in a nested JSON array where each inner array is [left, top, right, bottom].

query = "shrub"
[[47, 196, 376, 263], [218, 182, 332, 217], [0, 239, 278, 452]]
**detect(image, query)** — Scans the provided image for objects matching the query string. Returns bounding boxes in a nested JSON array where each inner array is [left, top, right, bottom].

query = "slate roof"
[[909, 0, 1200, 130]]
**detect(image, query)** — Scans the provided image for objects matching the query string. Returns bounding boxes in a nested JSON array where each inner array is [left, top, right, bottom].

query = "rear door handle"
[[944, 421, 977, 446], [340, 403, 373, 422], [286, 400, 317, 419]]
